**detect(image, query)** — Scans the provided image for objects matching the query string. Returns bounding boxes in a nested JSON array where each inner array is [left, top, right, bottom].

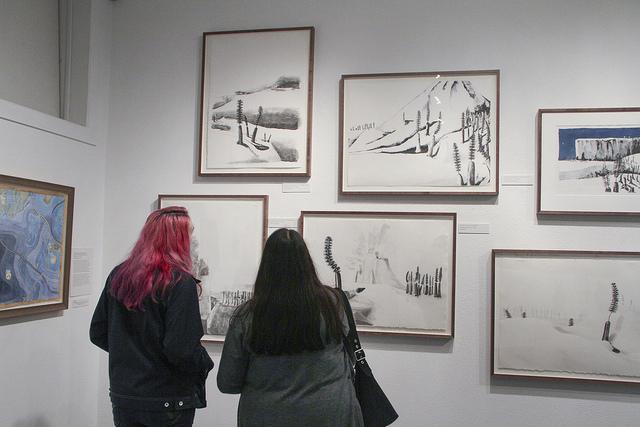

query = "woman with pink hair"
[[90, 206, 213, 427]]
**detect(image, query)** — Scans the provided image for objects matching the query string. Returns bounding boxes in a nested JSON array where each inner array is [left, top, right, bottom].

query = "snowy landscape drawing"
[[493, 251, 640, 383], [539, 109, 640, 214], [200, 28, 312, 175], [159, 196, 265, 341], [341, 71, 498, 193], [303, 213, 455, 336], [556, 127, 640, 194], [0, 181, 71, 318]]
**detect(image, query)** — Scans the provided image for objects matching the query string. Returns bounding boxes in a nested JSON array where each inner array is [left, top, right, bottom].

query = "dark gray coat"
[[217, 310, 364, 427]]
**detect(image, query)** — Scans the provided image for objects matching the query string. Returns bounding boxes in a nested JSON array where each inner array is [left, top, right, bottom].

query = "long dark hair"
[[243, 228, 344, 355], [110, 206, 192, 310]]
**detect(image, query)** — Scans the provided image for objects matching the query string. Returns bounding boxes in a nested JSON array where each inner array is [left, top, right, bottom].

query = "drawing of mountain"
[[348, 79, 491, 158]]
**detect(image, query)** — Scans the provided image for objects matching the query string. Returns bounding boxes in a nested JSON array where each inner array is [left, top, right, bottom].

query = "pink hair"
[[110, 206, 193, 311]]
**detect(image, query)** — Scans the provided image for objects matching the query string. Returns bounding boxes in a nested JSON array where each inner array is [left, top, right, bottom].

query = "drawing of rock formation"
[[575, 138, 640, 161]]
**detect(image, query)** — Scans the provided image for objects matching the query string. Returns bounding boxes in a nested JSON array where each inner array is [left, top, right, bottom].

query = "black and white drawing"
[[302, 212, 456, 337], [340, 70, 499, 194], [158, 195, 267, 342], [538, 108, 640, 215], [199, 27, 313, 176], [493, 250, 640, 384]]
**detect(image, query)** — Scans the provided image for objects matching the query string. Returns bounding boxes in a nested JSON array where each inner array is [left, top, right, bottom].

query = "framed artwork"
[[0, 174, 74, 319], [300, 211, 456, 338], [339, 70, 499, 195], [158, 195, 267, 342], [198, 27, 314, 177], [537, 107, 640, 216], [492, 249, 640, 384]]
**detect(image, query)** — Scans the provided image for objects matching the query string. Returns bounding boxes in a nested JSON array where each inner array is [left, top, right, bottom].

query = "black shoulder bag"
[[339, 290, 399, 427]]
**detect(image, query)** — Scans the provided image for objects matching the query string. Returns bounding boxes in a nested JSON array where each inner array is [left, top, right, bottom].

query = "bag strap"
[[339, 290, 372, 374]]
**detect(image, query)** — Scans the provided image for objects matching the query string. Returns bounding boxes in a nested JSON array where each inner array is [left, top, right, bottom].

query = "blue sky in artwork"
[[558, 127, 640, 160]]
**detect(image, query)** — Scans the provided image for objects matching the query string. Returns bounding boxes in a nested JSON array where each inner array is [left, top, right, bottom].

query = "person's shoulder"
[[175, 270, 198, 284], [107, 263, 123, 279], [104, 263, 124, 292], [232, 300, 253, 321], [174, 271, 199, 288], [166, 271, 199, 297], [321, 284, 341, 299], [319, 285, 344, 307]]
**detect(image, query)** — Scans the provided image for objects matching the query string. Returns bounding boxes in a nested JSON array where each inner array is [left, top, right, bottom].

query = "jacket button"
[[164, 402, 170, 408], [179, 401, 184, 406]]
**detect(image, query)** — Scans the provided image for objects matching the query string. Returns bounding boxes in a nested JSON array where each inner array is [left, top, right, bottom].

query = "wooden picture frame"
[[492, 249, 640, 384], [537, 107, 640, 216], [300, 210, 456, 338], [158, 194, 268, 342], [198, 27, 314, 177], [0, 174, 74, 320], [339, 69, 499, 195]]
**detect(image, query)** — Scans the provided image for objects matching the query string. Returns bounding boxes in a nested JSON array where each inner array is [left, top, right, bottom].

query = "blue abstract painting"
[[0, 187, 67, 310]]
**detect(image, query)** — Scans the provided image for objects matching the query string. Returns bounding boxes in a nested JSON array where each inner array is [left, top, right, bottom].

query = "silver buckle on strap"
[[354, 348, 366, 362]]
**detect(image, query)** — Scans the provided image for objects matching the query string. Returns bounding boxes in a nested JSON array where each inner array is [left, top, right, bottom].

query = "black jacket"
[[90, 268, 214, 411]]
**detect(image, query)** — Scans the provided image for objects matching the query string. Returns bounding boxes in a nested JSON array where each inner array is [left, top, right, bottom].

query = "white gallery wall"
[[99, 0, 640, 426], [0, 1, 112, 427]]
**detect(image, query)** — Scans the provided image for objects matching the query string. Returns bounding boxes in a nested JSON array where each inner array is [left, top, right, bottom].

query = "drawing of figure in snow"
[[328, 223, 441, 326], [351, 224, 403, 290], [312, 216, 452, 333], [354, 248, 377, 284]]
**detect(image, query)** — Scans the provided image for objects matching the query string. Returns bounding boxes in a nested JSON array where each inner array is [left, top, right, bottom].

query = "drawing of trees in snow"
[[557, 130, 640, 194], [200, 28, 313, 174], [405, 266, 443, 297], [494, 251, 640, 383], [305, 213, 455, 336], [342, 72, 498, 192]]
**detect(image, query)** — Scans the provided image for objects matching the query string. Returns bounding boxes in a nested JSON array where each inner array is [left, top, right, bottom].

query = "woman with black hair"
[[217, 228, 363, 427]]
